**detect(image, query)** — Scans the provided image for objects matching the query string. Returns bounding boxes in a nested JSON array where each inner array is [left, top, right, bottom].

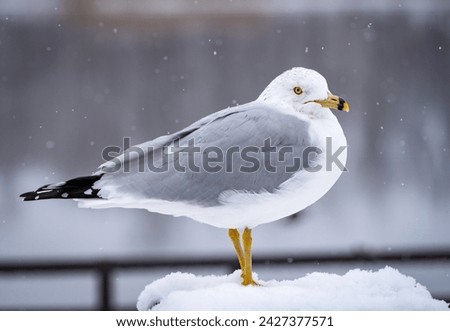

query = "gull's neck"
[[257, 97, 336, 122]]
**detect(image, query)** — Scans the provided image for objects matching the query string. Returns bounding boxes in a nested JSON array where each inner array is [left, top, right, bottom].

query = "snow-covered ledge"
[[137, 267, 448, 311]]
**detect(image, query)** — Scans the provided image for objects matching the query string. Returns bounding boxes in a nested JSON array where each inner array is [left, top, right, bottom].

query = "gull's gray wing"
[[97, 102, 317, 206]]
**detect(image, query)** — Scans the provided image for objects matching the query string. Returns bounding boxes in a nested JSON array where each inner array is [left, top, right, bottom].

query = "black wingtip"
[[20, 174, 104, 201], [20, 191, 38, 201]]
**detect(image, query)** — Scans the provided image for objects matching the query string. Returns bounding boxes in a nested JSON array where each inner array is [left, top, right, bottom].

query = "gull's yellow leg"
[[242, 227, 258, 286], [228, 228, 245, 272]]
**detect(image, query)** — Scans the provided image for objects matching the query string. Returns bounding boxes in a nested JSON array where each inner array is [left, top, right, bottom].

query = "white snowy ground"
[[137, 267, 448, 311]]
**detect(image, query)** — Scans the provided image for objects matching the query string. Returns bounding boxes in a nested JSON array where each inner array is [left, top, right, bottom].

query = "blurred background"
[[0, 0, 449, 310]]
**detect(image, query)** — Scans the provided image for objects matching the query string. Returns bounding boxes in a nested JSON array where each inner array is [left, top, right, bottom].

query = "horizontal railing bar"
[[0, 249, 449, 273]]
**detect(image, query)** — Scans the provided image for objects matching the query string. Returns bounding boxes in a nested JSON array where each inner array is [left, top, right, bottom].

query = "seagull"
[[21, 67, 349, 286]]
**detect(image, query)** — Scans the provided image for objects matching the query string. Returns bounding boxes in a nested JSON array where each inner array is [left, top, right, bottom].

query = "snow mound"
[[137, 267, 448, 311]]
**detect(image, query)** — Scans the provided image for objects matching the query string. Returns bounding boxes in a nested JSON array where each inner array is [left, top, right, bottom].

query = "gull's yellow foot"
[[242, 273, 259, 286]]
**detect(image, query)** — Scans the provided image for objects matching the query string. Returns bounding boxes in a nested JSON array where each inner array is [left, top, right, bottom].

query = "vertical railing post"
[[98, 263, 111, 311]]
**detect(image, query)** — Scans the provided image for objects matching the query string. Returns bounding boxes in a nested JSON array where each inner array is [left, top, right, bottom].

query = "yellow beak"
[[313, 93, 350, 112]]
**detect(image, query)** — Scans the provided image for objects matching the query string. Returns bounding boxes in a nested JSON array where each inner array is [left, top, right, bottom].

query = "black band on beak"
[[337, 97, 345, 111]]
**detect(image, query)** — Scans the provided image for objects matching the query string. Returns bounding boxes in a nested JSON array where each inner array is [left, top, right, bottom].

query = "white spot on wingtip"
[[61, 193, 69, 198], [36, 190, 52, 194]]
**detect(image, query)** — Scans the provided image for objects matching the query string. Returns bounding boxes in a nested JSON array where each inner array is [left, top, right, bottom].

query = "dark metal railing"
[[0, 248, 449, 310]]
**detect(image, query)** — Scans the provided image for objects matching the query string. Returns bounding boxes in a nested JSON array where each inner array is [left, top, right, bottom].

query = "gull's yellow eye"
[[293, 86, 303, 95]]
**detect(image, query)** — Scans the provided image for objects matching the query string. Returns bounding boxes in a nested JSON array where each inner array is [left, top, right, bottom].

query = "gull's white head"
[[258, 67, 349, 115]]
